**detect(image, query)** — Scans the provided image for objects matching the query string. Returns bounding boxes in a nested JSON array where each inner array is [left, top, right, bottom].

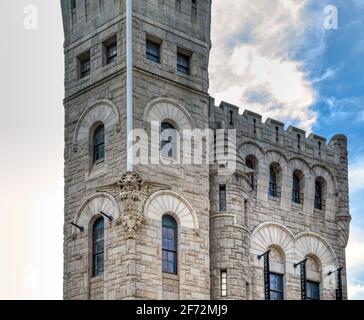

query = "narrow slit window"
[[221, 270, 227, 297], [219, 185, 226, 212], [92, 217, 104, 276], [93, 125, 105, 163], [191, 0, 197, 23], [162, 215, 178, 274]]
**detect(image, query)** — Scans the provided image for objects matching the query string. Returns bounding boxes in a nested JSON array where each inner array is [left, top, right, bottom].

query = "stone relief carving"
[[97, 171, 170, 239]]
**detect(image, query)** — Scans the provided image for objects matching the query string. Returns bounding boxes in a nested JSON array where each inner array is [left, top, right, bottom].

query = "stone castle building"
[[61, 0, 351, 300]]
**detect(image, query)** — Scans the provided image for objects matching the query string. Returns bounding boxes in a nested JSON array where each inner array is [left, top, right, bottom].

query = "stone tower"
[[61, 0, 350, 300], [61, 0, 212, 300]]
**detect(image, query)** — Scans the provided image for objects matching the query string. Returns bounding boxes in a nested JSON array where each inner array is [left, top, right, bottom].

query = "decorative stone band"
[[143, 190, 199, 230]]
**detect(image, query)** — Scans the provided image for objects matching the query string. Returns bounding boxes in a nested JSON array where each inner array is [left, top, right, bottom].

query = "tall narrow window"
[[85, 0, 90, 21], [99, 0, 105, 12], [162, 215, 177, 274], [191, 0, 197, 23], [292, 174, 300, 203], [160, 121, 176, 158], [318, 141, 322, 156], [269, 273, 284, 300], [177, 51, 191, 75], [219, 185, 226, 212], [269, 166, 277, 197], [292, 171, 304, 204], [221, 270, 227, 297], [253, 118, 257, 134], [146, 39, 161, 63], [297, 134, 301, 149], [79, 51, 91, 78], [93, 125, 105, 163], [105, 39, 117, 64], [275, 126, 279, 142], [307, 281, 320, 300], [314, 180, 323, 210], [176, 0, 182, 12], [245, 155, 258, 190], [229, 110, 233, 125], [71, 0, 76, 10], [92, 217, 104, 276]]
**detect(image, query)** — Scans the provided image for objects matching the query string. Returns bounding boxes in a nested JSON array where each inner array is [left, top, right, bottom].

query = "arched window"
[[269, 246, 285, 300], [314, 178, 324, 210], [93, 124, 105, 163], [245, 155, 258, 190], [269, 166, 278, 197], [160, 121, 176, 158], [162, 215, 177, 274], [306, 255, 321, 300], [92, 217, 104, 276], [292, 170, 304, 204]]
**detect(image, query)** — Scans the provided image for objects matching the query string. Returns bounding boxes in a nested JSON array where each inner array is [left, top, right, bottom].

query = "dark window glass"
[[160, 121, 175, 158], [80, 55, 91, 78], [176, 0, 181, 12], [307, 281, 320, 300], [93, 125, 105, 163], [292, 174, 300, 203], [106, 42, 117, 64], [314, 181, 322, 210], [146, 40, 160, 63], [177, 52, 190, 75], [92, 217, 104, 276], [162, 215, 177, 274], [191, 0, 197, 22], [71, 0, 76, 10], [270, 273, 284, 300], [219, 185, 226, 212], [269, 167, 277, 197], [246, 159, 255, 190]]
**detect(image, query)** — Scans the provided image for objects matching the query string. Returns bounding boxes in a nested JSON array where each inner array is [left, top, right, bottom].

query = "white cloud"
[[346, 228, 364, 300], [349, 157, 364, 193], [348, 282, 364, 300], [359, 111, 364, 122], [209, 0, 328, 131], [347, 231, 364, 271]]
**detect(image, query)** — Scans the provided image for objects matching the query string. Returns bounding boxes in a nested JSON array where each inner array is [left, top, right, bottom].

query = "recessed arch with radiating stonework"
[[144, 190, 199, 230]]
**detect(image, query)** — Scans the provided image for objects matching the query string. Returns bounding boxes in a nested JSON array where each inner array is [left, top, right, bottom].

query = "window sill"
[[314, 208, 325, 215], [291, 202, 303, 209], [86, 163, 108, 182], [162, 272, 179, 280], [268, 195, 280, 203], [90, 274, 104, 283]]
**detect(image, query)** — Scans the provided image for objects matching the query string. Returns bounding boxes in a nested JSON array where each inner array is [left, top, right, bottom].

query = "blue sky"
[[210, 0, 364, 299], [0, 0, 363, 299], [308, 1, 364, 299]]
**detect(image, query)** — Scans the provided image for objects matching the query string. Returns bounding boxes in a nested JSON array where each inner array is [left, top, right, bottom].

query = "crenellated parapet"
[[208, 99, 347, 166]]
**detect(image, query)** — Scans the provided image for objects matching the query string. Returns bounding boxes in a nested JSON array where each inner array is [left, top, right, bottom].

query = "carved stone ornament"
[[97, 171, 170, 239]]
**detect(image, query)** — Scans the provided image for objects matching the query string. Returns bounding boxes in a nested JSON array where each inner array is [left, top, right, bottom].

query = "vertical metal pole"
[[126, 0, 133, 172]]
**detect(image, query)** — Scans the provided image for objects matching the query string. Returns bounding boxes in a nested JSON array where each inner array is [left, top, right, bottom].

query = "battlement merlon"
[[208, 99, 348, 166]]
